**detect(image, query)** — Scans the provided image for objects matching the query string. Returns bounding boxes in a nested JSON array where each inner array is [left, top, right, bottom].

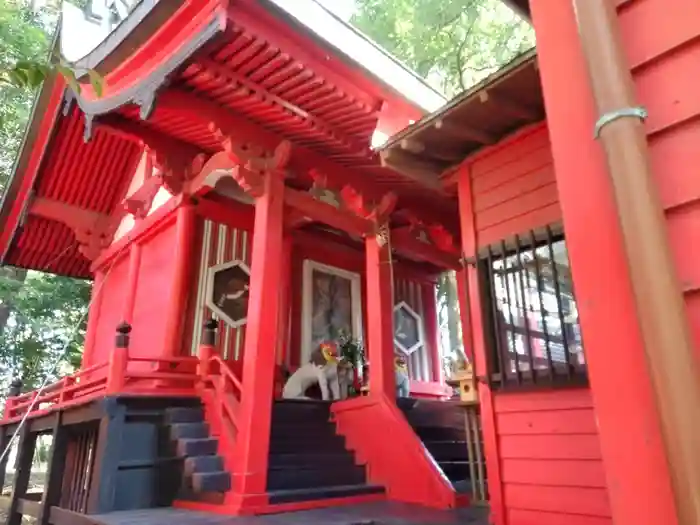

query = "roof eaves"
[[380, 47, 538, 151], [264, 0, 447, 113], [0, 33, 65, 264]]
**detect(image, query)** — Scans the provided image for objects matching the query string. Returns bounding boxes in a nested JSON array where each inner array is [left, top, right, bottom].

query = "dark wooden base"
[[62, 501, 490, 525]]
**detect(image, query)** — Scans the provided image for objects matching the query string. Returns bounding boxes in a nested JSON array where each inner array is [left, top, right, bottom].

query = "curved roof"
[[0, 0, 458, 278]]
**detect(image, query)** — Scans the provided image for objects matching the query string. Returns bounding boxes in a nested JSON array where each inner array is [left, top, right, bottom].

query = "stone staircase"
[[397, 398, 473, 494], [266, 399, 384, 504]]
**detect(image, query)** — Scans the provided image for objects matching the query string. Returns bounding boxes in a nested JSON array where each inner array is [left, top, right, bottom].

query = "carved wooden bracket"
[[29, 197, 121, 261], [427, 223, 458, 254], [339, 185, 397, 226], [152, 150, 207, 196], [123, 174, 163, 219], [210, 123, 292, 198]]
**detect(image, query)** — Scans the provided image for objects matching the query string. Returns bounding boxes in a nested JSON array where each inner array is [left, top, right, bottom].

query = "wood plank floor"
[[90, 502, 489, 525]]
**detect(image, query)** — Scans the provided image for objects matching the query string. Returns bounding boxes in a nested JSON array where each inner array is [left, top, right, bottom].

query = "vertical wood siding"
[[394, 278, 433, 381], [188, 219, 252, 362]]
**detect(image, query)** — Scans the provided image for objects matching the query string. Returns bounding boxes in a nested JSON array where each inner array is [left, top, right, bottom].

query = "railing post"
[[198, 320, 218, 378], [107, 322, 130, 394], [3, 378, 22, 421]]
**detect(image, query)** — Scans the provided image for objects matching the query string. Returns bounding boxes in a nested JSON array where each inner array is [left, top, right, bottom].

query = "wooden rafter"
[[195, 58, 371, 158], [433, 118, 496, 145], [154, 89, 458, 228], [480, 90, 539, 121], [379, 148, 446, 193]]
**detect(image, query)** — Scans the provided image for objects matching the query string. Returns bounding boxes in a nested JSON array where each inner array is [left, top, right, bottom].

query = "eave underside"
[[1, 0, 459, 278], [380, 50, 544, 194]]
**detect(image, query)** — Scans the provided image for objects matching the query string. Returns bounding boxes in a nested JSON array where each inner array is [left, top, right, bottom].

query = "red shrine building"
[[1, 0, 699, 525]]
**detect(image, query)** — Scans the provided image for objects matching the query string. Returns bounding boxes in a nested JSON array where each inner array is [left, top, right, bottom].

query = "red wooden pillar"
[[456, 166, 506, 525], [365, 230, 395, 398], [529, 1, 677, 524], [421, 283, 442, 383], [231, 168, 285, 504], [163, 204, 197, 356]]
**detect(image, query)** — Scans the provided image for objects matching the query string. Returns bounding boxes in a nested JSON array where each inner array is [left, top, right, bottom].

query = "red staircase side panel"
[[331, 396, 458, 509]]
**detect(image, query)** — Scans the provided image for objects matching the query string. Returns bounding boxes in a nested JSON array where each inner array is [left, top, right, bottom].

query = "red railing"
[[1, 322, 231, 424], [196, 320, 242, 475]]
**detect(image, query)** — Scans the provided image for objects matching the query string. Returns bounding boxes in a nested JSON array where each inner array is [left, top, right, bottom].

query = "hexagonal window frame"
[[205, 260, 251, 328], [393, 301, 424, 356]]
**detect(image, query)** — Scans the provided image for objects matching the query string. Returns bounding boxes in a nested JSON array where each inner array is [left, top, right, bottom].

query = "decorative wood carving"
[[29, 198, 121, 261], [339, 185, 397, 226], [210, 123, 292, 198], [427, 223, 458, 254]]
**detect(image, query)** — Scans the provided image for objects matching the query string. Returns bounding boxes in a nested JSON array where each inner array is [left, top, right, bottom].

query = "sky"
[[315, 0, 357, 21]]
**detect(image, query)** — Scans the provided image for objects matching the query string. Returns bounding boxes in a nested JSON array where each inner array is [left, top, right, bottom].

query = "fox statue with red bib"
[[282, 341, 343, 401]]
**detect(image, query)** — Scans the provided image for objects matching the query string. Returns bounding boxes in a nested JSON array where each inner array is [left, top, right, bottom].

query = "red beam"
[[154, 89, 457, 229], [391, 227, 460, 269], [283, 188, 373, 238], [30, 197, 107, 227], [192, 195, 255, 231]]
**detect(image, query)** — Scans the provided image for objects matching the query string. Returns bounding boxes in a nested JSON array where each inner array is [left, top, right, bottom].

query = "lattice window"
[[479, 226, 588, 389]]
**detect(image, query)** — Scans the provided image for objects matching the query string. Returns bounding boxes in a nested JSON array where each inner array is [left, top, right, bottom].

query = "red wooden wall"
[[471, 125, 560, 246], [463, 123, 612, 524], [614, 0, 700, 360], [85, 211, 181, 367]]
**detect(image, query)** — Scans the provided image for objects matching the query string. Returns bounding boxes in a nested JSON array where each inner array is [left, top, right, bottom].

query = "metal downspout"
[[571, 1, 700, 523]]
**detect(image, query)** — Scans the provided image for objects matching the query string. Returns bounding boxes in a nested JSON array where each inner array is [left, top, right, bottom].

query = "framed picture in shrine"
[[301, 260, 363, 363]]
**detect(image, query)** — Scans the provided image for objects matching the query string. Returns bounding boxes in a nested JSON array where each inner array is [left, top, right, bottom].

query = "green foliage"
[[336, 331, 366, 368], [0, 0, 51, 193], [352, 0, 528, 361], [0, 0, 105, 129], [0, 271, 91, 392], [0, 1, 92, 397], [352, 0, 534, 97]]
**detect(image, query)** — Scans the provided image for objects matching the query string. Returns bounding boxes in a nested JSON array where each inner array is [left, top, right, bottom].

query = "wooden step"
[[170, 422, 210, 440], [272, 399, 332, 422], [165, 406, 205, 424], [414, 425, 466, 441], [267, 464, 366, 491], [268, 452, 358, 469], [184, 455, 224, 475], [439, 460, 471, 482], [177, 437, 218, 457], [268, 433, 347, 454], [270, 420, 339, 438], [267, 483, 385, 505], [422, 440, 470, 461], [192, 471, 231, 493]]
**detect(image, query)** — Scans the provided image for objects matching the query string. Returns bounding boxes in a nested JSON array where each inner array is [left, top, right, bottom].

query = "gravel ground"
[[0, 471, 46, 524]]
